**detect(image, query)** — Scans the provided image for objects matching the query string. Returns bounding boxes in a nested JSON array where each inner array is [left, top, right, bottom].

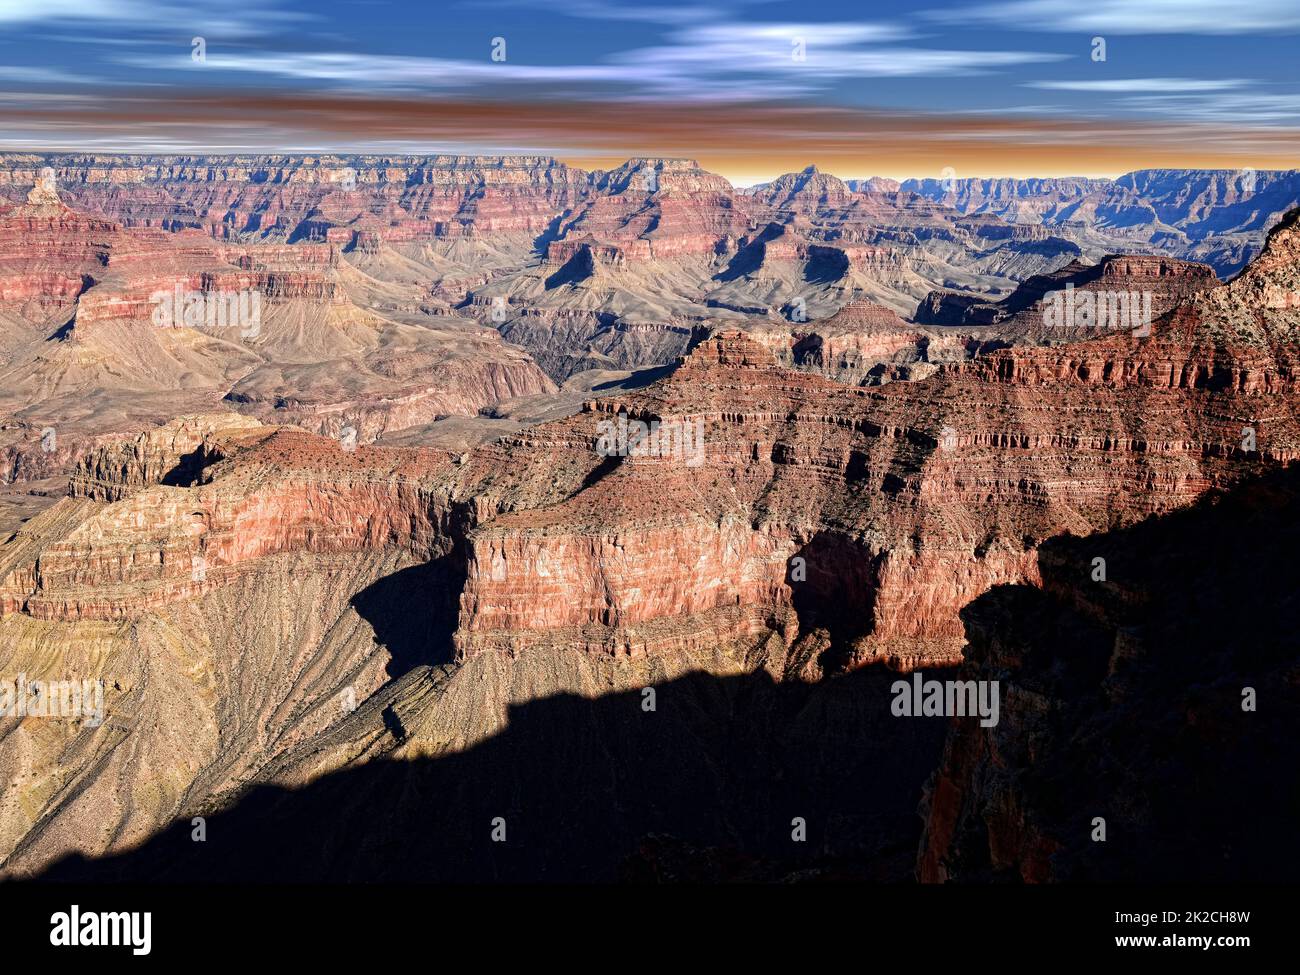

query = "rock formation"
[[0, 163, 1296, 884], [903, 168, 1300, 275], [0, 181, 557, 494], [13, 154, 1296, 389], [917, 253, 1218, 337]]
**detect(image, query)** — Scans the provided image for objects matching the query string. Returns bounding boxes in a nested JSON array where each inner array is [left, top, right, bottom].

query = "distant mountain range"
[[895, 169, 1300, 274]]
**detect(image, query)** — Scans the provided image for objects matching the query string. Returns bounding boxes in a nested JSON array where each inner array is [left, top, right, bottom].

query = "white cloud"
[[1122, 92, 1300, 124], [1028, 78, 1250, 92], [0, 0, 306, 35], [122, 51, 636, 88], [0, 64, 99, 83], [542, 0, 722, 26], [126, 19, 1067, 100], [940, 0, 1300, 34], [0, 0, 137, 24], [681, 22, 914, 46], [628, 21, 1059, 82]]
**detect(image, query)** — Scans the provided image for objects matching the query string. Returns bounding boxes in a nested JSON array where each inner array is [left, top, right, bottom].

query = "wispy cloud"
[[0, 0, 309, 35], [940, 0, 1300, 34], [1122, 92, 1300, 124], [513, 0, 722, 26], [1028, 78, 1250, 93], [118, 19, 1067, 101], [0, 64, 99, 84], [143, 52, 632, 88], [625, 21, 1063, 91], [0, 0, 141, 24]]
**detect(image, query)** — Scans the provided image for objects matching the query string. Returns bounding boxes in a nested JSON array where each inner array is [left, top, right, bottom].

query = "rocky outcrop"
[[916, 253, 1218, 334], [750, 165, 858, 209], [1, 430, 459, 621], [744, 301, 999, 385], [24, 173, 62, 210], [68, 414, 269, 502], [451, 284, 1297, 665], [225, 354, 558, 445], [917, 464, 1300, 882]]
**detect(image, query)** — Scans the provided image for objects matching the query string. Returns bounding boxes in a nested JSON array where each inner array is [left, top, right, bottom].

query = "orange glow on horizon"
[[1, 90, 1295, 183]]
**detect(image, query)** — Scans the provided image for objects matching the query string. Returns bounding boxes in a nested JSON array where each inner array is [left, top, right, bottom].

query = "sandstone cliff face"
[[0, 154, 588, 242], [916, 253, 1217, 331], [67, 414, 269, 502], [0, 177, 1297, 883], [0, 194, 118, 327], [9, 237, 1292, 651], [2, 428, 464, 622], [450, 292, 1296, 668], [743, 301, 998, 385], [0, 184, 559, 486]]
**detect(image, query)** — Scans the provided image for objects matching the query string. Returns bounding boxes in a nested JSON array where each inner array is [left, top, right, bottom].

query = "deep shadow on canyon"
[[21, 465, 1300, 884], [928, 461, 1300, 882], [352, 555, 462, 678]]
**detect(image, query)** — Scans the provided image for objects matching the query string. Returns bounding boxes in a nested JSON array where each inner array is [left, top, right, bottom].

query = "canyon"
[[3, 153, 1292, 496], [0, 156, 1296, 882]]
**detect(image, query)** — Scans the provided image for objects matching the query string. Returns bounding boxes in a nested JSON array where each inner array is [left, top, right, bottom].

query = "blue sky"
[[1, 0, 1298, 179]]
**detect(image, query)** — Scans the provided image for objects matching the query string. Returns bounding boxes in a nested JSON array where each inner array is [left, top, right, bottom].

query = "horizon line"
[[0, 148, 1284, 190]]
